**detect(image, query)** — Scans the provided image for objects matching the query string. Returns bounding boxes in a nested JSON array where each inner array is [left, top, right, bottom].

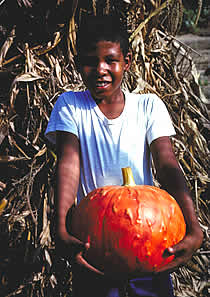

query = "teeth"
[[96, 82, 109, 87]]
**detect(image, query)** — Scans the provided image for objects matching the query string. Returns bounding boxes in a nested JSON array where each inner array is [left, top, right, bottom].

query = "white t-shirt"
[[45, 90, 175, 203]]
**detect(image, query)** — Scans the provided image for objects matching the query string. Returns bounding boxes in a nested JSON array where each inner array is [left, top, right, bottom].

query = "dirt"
[[176, 31, 210, 109]]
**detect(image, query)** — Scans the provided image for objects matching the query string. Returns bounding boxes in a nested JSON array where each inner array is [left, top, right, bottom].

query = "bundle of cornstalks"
[[0, 1, 209, 296]]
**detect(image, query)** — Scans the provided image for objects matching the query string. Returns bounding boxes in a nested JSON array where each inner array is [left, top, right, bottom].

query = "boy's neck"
[[94, 91, 125, 119]]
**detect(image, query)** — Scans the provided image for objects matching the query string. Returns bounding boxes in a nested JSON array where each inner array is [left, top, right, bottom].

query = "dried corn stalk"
[[0, 1, 209, 296]]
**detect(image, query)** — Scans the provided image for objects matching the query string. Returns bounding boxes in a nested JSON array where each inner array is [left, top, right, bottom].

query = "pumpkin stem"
[[122, 167, 136, 186]]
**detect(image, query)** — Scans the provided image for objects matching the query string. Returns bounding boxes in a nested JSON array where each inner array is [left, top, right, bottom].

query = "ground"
[[177, 30, 210, 110]]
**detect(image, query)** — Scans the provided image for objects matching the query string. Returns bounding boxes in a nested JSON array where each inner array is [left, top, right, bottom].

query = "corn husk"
[[0, 1, 209, 296]]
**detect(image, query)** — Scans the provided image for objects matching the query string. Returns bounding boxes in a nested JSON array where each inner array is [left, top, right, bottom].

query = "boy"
[[45, 16, 203, 297]]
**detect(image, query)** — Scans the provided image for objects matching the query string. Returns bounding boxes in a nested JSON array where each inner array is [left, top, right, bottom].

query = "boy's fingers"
[[75, 247, 104, 275], [56, 234, 88, 258], [68, 234, 84, 246], [84, 242, 90, 250], [155, 257, 183, 274], [72, 240, 104, 275], [156, 240, 192, 273], [164, 242, 185, 257]]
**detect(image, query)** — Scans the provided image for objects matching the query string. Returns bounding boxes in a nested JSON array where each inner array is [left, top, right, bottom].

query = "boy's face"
[[77, 41, 131, 102]]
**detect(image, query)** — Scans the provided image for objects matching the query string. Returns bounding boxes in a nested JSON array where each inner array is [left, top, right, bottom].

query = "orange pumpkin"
[[71, 167, 186, 276]]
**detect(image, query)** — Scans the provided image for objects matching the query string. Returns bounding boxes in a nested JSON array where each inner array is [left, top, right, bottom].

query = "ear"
[[124, 51, 132, 71]]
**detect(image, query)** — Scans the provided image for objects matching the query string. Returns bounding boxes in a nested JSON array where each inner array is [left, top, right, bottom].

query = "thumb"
[[165, 240, 185, 256], [166, 246, 174, 255], [84, 242, 90, 250]]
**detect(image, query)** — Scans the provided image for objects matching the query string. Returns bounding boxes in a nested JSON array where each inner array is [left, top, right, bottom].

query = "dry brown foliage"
[[0, 1, 209, 296]]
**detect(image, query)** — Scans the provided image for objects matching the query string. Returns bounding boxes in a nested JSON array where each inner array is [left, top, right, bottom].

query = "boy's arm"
[[55, 131, 103, 274], [56, 131, 80, 243], [150, 136, 203, 273]]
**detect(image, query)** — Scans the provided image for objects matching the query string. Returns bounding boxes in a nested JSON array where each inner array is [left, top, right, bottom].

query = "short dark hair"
[[76, 15, 130, 57]]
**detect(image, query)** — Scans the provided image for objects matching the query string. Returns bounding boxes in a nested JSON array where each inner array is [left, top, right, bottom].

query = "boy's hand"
[[155, 227, 203, 274], [56, 233, 104, 275], [73, 240, 104, 275], [150, 137, 204, 274]]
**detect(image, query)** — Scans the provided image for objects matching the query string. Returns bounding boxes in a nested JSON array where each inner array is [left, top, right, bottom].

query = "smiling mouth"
[[95, 81, 111, 88]]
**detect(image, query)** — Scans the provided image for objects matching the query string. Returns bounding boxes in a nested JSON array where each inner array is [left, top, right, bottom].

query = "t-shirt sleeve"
[[45, 92, 78, 144], [146, 94, 176, 145]]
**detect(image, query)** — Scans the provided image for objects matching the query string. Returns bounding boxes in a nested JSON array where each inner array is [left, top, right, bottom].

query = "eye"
[[106, 57, 118, 64]]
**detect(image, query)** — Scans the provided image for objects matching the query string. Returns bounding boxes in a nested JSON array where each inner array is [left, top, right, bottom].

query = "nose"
[[96, 61, 107, 75]]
